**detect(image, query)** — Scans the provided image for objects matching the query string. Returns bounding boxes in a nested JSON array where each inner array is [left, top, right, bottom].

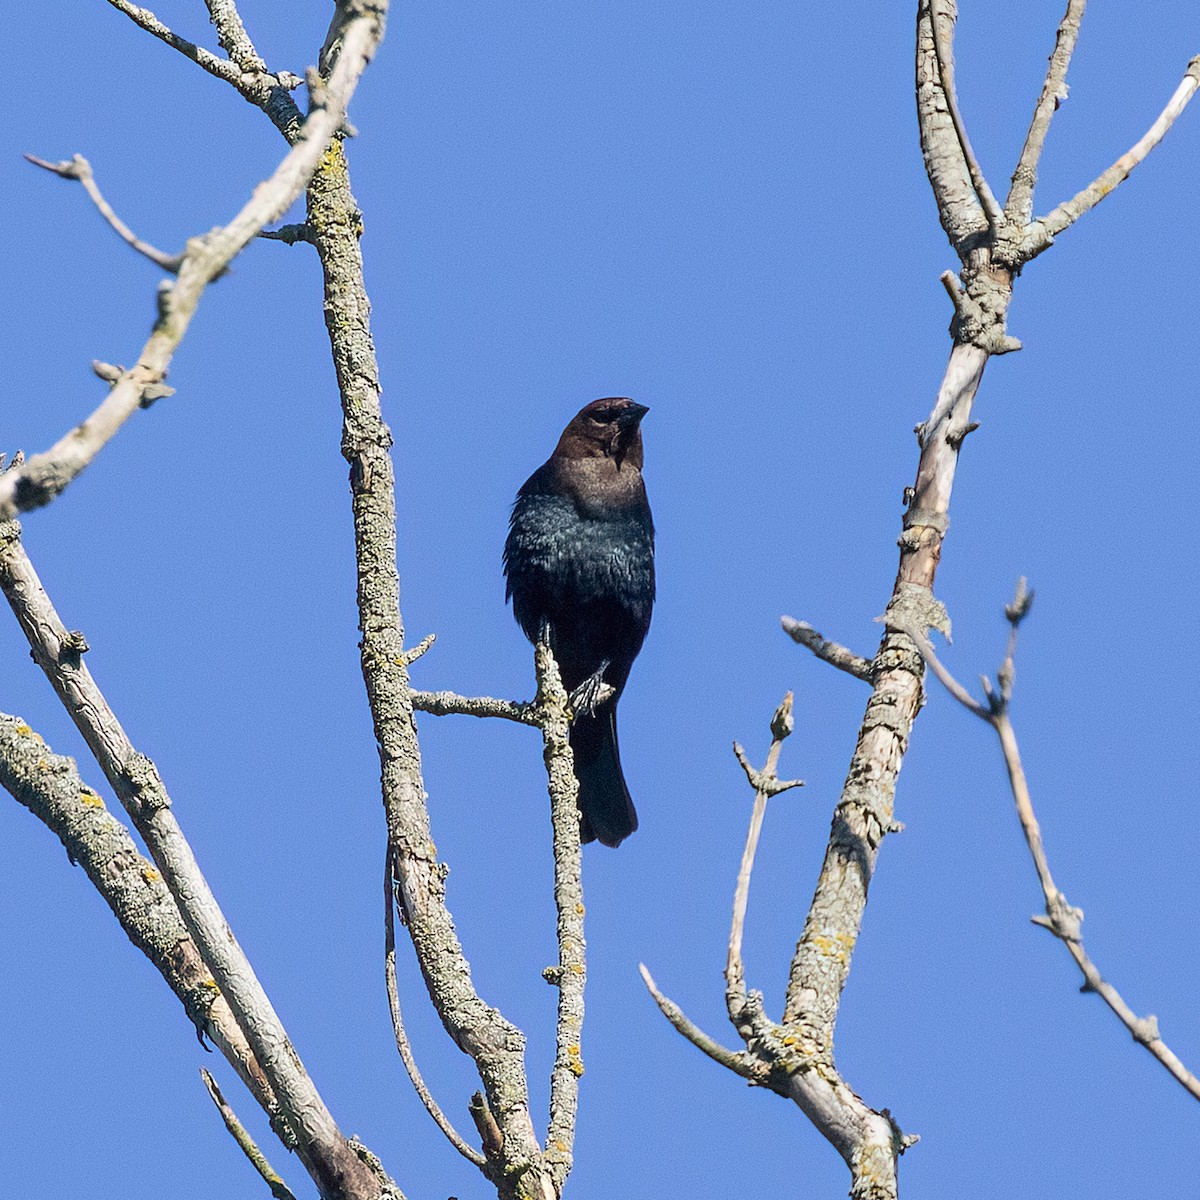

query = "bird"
[[503, 397, 655, 847]]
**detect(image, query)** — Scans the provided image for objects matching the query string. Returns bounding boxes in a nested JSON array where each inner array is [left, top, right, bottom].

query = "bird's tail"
[[570, 707, 638, 848]]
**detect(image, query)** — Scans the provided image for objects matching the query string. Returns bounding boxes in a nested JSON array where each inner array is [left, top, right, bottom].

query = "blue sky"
[[4, 4, 1199, 1198]]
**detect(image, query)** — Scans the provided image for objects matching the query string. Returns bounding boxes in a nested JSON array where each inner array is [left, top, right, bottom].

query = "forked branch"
[[911, 582, 1200, 1104]]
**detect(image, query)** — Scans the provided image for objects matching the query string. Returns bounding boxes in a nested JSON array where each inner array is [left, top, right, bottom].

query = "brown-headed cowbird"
[[503, 398, 654, 847]]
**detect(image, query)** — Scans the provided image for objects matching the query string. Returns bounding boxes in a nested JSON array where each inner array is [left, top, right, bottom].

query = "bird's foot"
[[569, 663, 614, 717]]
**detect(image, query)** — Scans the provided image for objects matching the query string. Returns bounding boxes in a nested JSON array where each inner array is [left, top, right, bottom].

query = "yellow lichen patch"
[[37, 757, 52, 773], [141, 866, 162, 884], [574, 903, 585, 915], [566, 1045, 585, 1078], [809, 931, 856, 962], [79, 787, 106, 809], [570, 963, 584, 975], [16, 723, 43, 742]]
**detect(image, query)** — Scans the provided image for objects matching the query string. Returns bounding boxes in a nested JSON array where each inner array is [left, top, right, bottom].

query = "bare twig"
[[1006, 0, 1088, 226], [726, 695, 801, 1004], [0, 1, 384, 522], [384, 852, 486, 1168], [927, 0, 1005, 231], [780, 617, 872, 682], [260, 223, 319, 246], [917, 583, 1200, 1104], [638, 965, 762, 1081], [201, 1069, 299, 1200], [1023, 56, 1200, 260], [24, 154, 182, 271], [411, 690, 538, 724], [104, 0, 302, 115]]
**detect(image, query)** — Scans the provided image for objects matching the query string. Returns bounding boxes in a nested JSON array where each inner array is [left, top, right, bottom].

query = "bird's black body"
[[503, 398, 655, 847]]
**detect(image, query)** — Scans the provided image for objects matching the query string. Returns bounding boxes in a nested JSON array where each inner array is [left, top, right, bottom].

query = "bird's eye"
[[590, 405, 619, 423]]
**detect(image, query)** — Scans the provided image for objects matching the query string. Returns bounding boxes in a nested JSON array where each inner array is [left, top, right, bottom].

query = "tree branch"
[[926, 0, 1004, 231], [537, 641, 586, 1191], [24, 154, 182, 271], [0, 4, 383, 522], [915, 0, 989, 254], [780, 617, 872, 682], [104, 0, 303, 122], [0, 707, 280, 1124], [306, 74, 560, 1200], [726, 696, 801, 1008], [1006, 0, 1088, 226], [383, 852, 487, 1169], [0, 526, 397, 1200], [1023, 56, 1200, 260], [201, 1069, 300, 1200], [411, 690, 539, 724], [203, 0, 267, 73], [917, 584, 1200, 1105], [638, 965, 762, 1082]]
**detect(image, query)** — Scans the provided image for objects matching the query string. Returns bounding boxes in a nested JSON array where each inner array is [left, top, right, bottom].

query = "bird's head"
[[556, 397, 649, 470]]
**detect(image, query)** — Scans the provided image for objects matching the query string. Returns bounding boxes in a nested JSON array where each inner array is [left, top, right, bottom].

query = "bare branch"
[[0, 1, 384, 522], [104, 0, 302, 118], [538, 640, 587, 1191], [0, 528, 396, 1200], [993, 711, 1200, 1103], [916, 0, 989, 253], [24, 154, 182, 271], [0, 707, 279, 1122], [411, 689, 538, 724], [727, 695, 797, 1004], [1023, 56, 1200, 260], [919, 585, 1200, 1105], [638, 965, 762, 1082], [201, 1070, 299, 1200], [780, 617, 872, 682], [896, 623, 990, 721], [1006, 0, 1088, 226], [384, 853, 487, 1168], [204, 0, 267, 73], [927, 0, 1004, 231], [105, 0, 250, 89]]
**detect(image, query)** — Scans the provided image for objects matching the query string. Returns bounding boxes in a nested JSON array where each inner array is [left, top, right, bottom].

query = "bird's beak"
[[616, 402, 649, 430]]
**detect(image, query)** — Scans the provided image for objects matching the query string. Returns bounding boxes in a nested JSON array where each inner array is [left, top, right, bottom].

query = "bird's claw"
[[569, 662, 613, 717]]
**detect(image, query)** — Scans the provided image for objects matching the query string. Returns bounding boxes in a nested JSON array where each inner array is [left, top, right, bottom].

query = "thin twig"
[[780, 618, 872, 682], [538, 639, 587, 1190], [1006, 0, 1088, 226], [104, 0, 302, 105], [726, 695, 800, 1003], [410, 690, 538, 724], [927, 0, 1005, 232], [0, 1, 383, 522], [201, 1069, 299, 1200], [917, 584, 1200, 1104], [638, 965, 762, 1081], [1023, 56, 1200, 260], [383, 852, 486, 1168], [24, 154, 182, 272], [260, 223, 319, 247]]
